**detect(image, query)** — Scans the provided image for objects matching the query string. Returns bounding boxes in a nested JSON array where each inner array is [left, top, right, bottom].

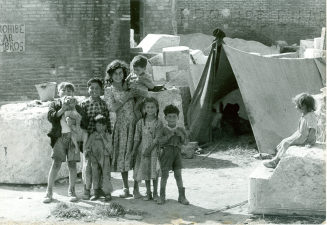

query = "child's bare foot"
[[43, 190, 53, 204], [263, 158, 280, 168]]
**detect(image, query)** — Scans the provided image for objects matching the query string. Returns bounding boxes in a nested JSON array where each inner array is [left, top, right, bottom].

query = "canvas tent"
[[187, 35, 325, 154]]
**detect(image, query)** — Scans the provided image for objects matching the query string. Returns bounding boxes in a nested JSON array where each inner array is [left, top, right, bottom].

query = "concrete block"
[[148, 88, 184, 128], [152, 65, 178, 82], [163, 46, 190, 70], [137, 34, 180, 53], [299, 39, 314, 57], [166, 69, 190, 87], [249, 144, 326, 216], [314, 37, 322, 49], [0, 99, 85, 184], [148, 53, 164, 66], [190, 49, 208, 64], [189, 64, 205, 94], [303, 48, 324, 58]]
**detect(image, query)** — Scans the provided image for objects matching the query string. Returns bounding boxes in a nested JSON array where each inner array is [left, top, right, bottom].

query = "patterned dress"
[[105, 86, 136, 172], [133, 119, 163, 181]]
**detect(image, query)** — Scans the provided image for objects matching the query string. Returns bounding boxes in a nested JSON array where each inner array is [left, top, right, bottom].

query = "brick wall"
[[0, 0, 130, 101], [142, 0, 325, 45], [142, 0, 174, 36]]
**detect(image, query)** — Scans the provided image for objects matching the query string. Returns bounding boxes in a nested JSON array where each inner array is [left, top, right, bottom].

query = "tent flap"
[[223, 44, 324, 153]]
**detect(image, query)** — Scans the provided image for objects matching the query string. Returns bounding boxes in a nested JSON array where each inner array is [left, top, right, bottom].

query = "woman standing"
[[104, 60, 137, 197]]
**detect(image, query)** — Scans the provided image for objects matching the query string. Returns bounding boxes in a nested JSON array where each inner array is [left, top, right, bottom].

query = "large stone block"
[[152, 65, 178, 82], [137, 34, 180, 53], [166, 69, 190, 87], [0, 99, 85, 184], [249, 144, 326, 216], [148, 53, 164, 66], [303, 48, 325, 58], [299, 39, 314, 58], [190, 49, 208, 64], [148, 89, 185, 128], [163, 46, 191, 70]]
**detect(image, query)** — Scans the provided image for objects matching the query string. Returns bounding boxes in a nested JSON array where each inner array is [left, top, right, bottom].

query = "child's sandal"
[[263, 159, 279, 168]]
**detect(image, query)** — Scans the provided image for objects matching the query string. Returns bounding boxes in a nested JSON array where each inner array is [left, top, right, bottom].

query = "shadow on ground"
[[183, 155, 239, 169]]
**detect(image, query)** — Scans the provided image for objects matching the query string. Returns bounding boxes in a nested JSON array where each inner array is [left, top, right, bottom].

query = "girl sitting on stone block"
[[264, 92, 318, 169]]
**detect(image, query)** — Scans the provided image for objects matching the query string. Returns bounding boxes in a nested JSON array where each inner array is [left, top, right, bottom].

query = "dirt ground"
[[0, 135, 325, 225]]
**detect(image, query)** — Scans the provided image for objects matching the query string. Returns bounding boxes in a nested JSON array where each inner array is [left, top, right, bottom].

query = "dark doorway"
[[130, 0, 144, 44]]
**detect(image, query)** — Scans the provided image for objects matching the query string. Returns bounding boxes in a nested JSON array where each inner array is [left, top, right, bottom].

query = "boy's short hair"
[[87, 78, 103, 89], [163, 104, 180, 116], [94, 114, 107, 125], [58, 82, 75, 92], [131, 55, 148, 68], [293, 92, 316, 112]]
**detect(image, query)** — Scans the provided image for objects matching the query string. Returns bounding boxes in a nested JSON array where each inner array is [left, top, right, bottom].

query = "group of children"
[[43, 52, 319, 205], [43, 55, 189, 205]]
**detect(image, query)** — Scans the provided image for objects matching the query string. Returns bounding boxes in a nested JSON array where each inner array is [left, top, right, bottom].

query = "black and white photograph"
[[0, 0, 326, 224]]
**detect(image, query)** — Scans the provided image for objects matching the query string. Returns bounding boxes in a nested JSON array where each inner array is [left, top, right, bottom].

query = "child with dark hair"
[[105, 60, 136, 198], [127, 55, 155, 120], [81, 77, 111, 200], [84, 114, 113, 201], [132, 97, 162, 200], [44, 82, 88, 203], [157, 104, 189, 205], [264, 92, 318, 169]]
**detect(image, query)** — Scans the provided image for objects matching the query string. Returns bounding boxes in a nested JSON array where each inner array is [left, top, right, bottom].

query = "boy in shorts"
[[44, 82, 88, 203], [157, 104, 189, 205]]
